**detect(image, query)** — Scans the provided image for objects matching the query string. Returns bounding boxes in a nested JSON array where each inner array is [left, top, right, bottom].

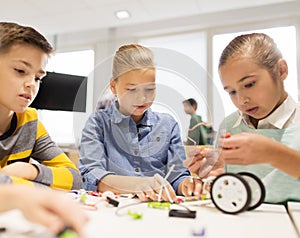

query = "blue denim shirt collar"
[[110, 101, 129, 124]]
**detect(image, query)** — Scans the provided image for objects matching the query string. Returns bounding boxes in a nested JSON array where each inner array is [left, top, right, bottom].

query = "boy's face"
[[219, 57, 287, 120], [183, 102, 194, 115], [110, 68, 156, 122], [0, 44, 48, 114]]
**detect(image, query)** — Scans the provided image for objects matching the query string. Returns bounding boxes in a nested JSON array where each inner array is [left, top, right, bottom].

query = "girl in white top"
[[188, 33, 300, 203]]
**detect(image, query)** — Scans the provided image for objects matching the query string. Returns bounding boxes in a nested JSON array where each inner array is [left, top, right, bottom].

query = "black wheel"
[[238, 172, 265, 210], [211, 173, 251, 214]]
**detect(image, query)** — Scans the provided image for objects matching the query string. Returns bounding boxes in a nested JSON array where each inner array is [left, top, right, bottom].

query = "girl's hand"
[[183, 146, 207, 174], [219, 132, 276, 165], [177, 177, 202, 196], [134, 175, 177, 203], [184, 148, 225, 179]]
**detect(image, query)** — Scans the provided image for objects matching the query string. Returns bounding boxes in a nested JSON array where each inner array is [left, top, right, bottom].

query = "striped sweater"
[[0, 108, 82, 190]]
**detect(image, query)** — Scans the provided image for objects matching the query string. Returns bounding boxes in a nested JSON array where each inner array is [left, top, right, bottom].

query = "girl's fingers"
[[136, 192, 150, 202], [144, 190, 158, 201], [193, 179, 202, 196]]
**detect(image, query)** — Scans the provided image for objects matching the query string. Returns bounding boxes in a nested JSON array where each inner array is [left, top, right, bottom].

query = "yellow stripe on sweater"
[[41, 153, 78, 170], [50, 168, 73, 190], [7, 150, 32, 161], [15, 108, 38, 130], [11, 176, 35, 186]]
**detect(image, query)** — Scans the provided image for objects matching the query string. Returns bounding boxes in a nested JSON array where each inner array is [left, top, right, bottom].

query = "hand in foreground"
[[1, 162, 39, 180], [2, 185, 88, 237]]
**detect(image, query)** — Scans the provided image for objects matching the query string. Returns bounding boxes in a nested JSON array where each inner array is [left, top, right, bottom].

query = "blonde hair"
[[0, 22, 53, 55], [219, 33, 282, 79], [112, 44, 155, 80]]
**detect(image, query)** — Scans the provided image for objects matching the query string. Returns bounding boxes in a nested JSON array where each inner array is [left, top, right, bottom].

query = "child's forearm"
[[98, 174, 177, 202], [98, 175, 168, 194], [98, 175, 148, 194], [0, 162, 39, 180], [269, 142, 300, 179]]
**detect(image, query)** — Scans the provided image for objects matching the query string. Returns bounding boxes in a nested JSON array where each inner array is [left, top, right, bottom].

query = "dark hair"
[[218, 33, 282, 80], [0, 22, 53, 55], [183, 98, 198, 111]]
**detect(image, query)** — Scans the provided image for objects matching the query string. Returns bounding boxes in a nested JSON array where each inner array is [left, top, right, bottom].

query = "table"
[[83, 199, 298, 238], [0, 197, 298, 238], [288, 202, 300, 237]]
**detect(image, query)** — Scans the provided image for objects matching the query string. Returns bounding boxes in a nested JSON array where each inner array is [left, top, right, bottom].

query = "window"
[[37, 50, 94, 145], [139, 33, 208, 141], [212, 26, 297, 127]]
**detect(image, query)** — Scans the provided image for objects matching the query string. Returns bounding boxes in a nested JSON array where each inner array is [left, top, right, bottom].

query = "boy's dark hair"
[[183, 98, 198, 111], [0, 22, 53, 55]]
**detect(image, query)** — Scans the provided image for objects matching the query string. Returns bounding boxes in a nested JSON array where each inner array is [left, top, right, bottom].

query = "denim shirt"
[[79, 102, 190, 192]]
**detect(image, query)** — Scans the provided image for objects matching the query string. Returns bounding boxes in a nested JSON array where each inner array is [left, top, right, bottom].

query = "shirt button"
[[156, 136, 160, 142], [135, 167, 140, 172], [134, 149, 139, 155]]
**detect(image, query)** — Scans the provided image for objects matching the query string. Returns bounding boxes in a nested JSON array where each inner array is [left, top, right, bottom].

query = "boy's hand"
[[177, 177, 202, 196], [1, 162, 39, 180]]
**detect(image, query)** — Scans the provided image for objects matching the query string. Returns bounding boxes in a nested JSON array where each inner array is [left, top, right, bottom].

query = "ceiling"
[[0, 0, 297, 36]]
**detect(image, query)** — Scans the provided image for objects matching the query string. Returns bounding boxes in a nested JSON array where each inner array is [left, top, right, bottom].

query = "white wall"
[[47, 1, 300, 141]]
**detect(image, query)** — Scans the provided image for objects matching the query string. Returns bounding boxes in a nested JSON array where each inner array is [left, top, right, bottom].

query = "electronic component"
[[127, 210, 143, 220], [57, 227, 77, 238], [107, 196, 119, 207], [147, 201, 170, 210], [169, 209, 196, 218]]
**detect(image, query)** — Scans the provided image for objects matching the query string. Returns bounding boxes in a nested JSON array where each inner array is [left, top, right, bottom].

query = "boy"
[[182, 98, 213, 145], [0, 22, 82, 190]]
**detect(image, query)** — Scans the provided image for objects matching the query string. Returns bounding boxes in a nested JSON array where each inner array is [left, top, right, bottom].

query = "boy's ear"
[[110, 78, 117, 94], [278, 59, 288, 81]]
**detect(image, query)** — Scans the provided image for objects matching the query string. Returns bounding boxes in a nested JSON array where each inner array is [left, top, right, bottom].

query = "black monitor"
[[31, 71, 87, 112]]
